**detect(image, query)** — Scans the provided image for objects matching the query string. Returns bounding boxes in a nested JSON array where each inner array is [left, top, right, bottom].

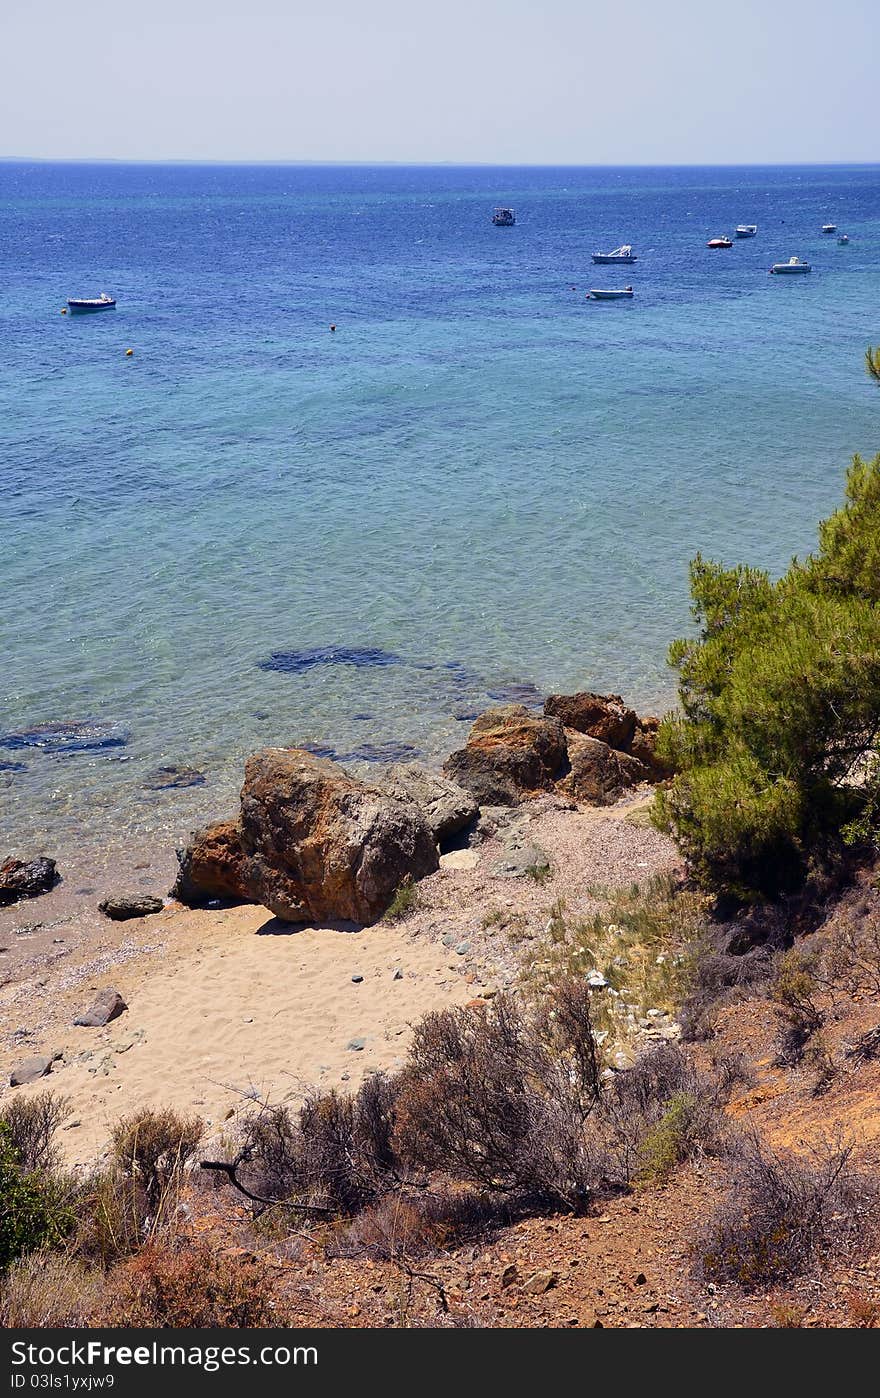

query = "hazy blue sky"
[[3, 0, 878, 164]]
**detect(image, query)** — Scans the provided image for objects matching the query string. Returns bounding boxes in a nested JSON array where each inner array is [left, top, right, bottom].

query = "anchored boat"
[[492, 207, 515, 226], [591, 244, 637, 264], [67, 293, 116, 314], [735, 224, 758, 238], [588, 286, 634, 300], [821, 223, 837, 234], [770, 256, 811, 275], [707, 236, 733, 249]]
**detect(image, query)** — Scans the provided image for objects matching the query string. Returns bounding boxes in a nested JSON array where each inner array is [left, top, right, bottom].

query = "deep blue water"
[[2, 162, 879, 854]]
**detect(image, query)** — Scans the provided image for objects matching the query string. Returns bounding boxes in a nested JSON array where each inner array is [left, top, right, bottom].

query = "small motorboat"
[[588, 286, 634, 300], [821, 223, 837, 234], [707, 237, 733, 249], [492, 207, 515, 226], [67, 293, 116, 314], [735, 224, 758, 238], [770, 256, 811, 275], [591, 244, 637, 264], [837, 233, 850, 245]]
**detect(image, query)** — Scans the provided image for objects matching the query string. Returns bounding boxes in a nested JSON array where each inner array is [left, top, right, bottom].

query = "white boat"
[[591, 244, 637, 264], [735, 224, 758, 238], [821, 223, 837, 234], [589, 286, 634, 300], [770, 256, 811, 275], [492, 207, 515, 226], [67, 293, 116, 314]]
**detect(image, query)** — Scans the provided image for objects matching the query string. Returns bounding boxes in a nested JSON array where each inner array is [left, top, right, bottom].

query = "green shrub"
[[655, 452, 880, 899], [383, 877, 421, 922], [0, 1124, 73, 1271]]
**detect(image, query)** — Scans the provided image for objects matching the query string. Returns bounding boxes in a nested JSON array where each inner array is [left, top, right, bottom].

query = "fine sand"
[[0, 793, 679, 1165]]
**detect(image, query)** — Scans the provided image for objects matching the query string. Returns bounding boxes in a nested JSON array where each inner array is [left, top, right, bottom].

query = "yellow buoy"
[[125, 348, 133, 356]]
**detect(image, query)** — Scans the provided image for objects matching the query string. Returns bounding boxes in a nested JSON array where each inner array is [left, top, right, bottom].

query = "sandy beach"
[[0, 792, 678, 1165]]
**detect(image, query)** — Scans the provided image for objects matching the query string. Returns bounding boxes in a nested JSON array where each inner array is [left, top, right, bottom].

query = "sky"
[[2, 0, 879, 165]]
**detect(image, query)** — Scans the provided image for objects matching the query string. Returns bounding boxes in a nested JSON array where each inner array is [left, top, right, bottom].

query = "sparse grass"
[[524, 861, 552, 885], [0, 1251, 103, 1327], [525, 876, 709, 1047], [383, 877, 421, 923], [770, 1301, 807, 1328], [482, 907, 531, 941]]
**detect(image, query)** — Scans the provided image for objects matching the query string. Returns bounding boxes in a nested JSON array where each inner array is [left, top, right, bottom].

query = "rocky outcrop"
[[443, 706, 567, 806], [172, 749, 439, 925], [74, 989, 127, 1027], [99, 895, 164, 921], [376, 764, 479, 843], [171, 818, 251, 907], [557, 731, 648, 806], [544, 692, 673, 782], [544, 692, 638, 750], [628, 716, 673, 780], [0, 856, 58, 905]]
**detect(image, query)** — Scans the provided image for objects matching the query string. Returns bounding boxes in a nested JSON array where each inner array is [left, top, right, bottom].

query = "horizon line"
[[2, 156, 880, 170]]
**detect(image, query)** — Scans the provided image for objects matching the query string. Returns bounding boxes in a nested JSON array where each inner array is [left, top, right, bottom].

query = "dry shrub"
[[238, 1073, 399, 1214], [600, 1043, 730, 1187], [98, 1240, 288, 1328], [847, 1291, 880, 1327], [392, 985, 601, 1210], [336, 1195, 446, 1261], [770, 947, 824, 1066], [0, 1092, 69, 1173], [770, 1301, 807, 1328], [74, 1109, 202, 1263], [701, 1131, 874, 1289], [111, 1107, 202, 1210], [825, 912, 880, 995], [0, 1251, 102, 1327]]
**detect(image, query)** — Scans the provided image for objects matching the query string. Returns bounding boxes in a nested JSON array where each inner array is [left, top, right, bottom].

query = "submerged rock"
[[257, 646, 402, 674], [74, 988, 128, 1027], [299, 740, 421, 764], [376, 764, 479, 843], [0, 761, 26, 773], [143, 765, 206, 791], [173, 748, 438, 926], [485, 680, 544, 707], [443, 705, 567, 806], [0, 719, 130, 754], [0, 856, 58, 905], [99, 894, 164, 921]]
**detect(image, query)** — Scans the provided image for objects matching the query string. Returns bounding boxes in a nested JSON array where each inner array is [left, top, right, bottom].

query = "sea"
[[2, 161, 879, 862]]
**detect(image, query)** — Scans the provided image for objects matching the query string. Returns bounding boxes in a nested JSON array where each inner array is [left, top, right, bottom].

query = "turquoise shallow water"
[[1, 162, 879, 856]]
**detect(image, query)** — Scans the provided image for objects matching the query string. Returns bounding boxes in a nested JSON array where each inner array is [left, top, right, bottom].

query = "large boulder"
[[173, 749, 439, 926], [376, 764, 479, 843], [442, 706, 567, 806], [543, 692, 637, 751], [0, 856, 57, 905], [171, 818, 251, 907], [557, 730, 648, 806]]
